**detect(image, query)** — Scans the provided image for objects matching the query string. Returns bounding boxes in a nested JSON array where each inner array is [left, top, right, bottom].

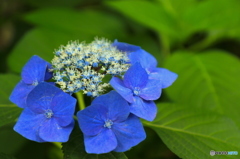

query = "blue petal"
[[113, 114, 146, 152], [84, 128, 117, 154], [129, 50, 157, 69], [110, 77, 134, 103], [77, 104, 106, 136], [26, 82, 62, 113], [13, 108, 45, 142], [123, 63, 148, 89], [51, 91, 76, 127], [39, 119, 74, 142], [54, 114, 75, 127], [21, 55, 49, 84], [149, 68, 178, 88], [91, 91, 130, 122], [44, 63, 53, 81], [139, 79, 162, 100], [112, 40, 141, 53], [9, 80, 35, 108], [130, 97, 157, 121]]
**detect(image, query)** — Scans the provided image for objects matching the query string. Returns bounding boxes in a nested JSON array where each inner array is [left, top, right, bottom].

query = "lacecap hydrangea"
[[51, 38, 129, 97], [9, 37, 177, 154]]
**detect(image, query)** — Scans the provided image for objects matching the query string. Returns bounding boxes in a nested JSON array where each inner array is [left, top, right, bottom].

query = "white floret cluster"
[[51, 38, 129, 97]]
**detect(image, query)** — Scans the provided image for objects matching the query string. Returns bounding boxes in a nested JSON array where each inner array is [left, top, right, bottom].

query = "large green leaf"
[[62, 125, 128, 159], [23, 8, 126, 39], [182, 0, 240, 47], [183, 0, 240, 31], [164, 51, 240, 127], [107, 0, 240, 51], [105, 0, 181, 46], [0, 74, 22, 127], [8, 28, 73, 73], [143, 103, 240, 159], [8, 8, 127, 73], [0, 124, 27, 155], [106, 1, 177, 34]]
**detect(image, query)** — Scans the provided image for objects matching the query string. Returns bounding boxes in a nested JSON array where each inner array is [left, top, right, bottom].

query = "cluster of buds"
[[51, 38, 129, 96]]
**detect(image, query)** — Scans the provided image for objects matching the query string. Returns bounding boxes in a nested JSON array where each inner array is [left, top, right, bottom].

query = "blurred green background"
[[0, 0, 240, 159]]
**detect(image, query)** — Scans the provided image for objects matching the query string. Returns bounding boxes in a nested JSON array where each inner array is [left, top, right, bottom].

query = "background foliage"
[[0, 0, 240, 159]]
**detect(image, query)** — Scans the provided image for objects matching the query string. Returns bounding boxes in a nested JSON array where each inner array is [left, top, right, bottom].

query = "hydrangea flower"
[[51, 38, 129, 97], [113, 40, 178, 88], [77, 91, 146, 154], [14, 82, 76, 142], [10, 55, 52, 108], [110, 63, 162, 121]]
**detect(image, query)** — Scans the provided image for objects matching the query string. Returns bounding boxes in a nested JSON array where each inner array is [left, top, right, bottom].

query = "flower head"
[[14, 82, 76, 142], [51, 38, 129, 97], [113, 40, 178, 88], [110, 63, 162, 121], [10, 55, 53, 108], [77, 91, 146, 154]]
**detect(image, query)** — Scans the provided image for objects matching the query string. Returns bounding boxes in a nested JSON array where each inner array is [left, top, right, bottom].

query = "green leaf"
[[182, 0, 240, 47], [8, 28, 69, 73], [164, 51, 240, 127], [0, 153, 16, 159], [106, 1, 176, 34], [0, 74, 22, 127], [143, 103, 240, 159], [105, 1, 180, 45], [0, 74, 20, 104], [107, 0, 240, 51], [23, 8, 126, 39], [0, 124, 27, 155], [62, 125, 128, 159], [183, 0, 240, 31], [8, 8, 127, 73]]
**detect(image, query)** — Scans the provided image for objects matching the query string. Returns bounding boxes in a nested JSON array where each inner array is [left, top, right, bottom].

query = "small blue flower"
[[9, 55, 53, 108], [77, 91, 146, 154], [113, 40, 178, 88], [110, 63, 162, 121], [14, 82, 76, 142]]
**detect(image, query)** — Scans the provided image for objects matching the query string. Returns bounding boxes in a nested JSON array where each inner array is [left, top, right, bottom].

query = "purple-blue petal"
[[91, 91, 130, 122], [112, 40, 141, 53], [129, 50, 157, 69], [51, 91, 76, 126], [123, 63, 148, 89], [54, 114, 75, 127], [110, 77, 134, 103], [112, 114, 146, 152], [39, 118, 74, 142], [21, 55, 49, 84], [130, 97, 157, 121], [77, 104, 106, 136], [13, 108, 45, 142], [9, 80, 35, 108], [44, 63, 53, 81], [26, 82, 62, 113], [139, 79, 162, 100], [149, 68, 178, 88], [84, 129, 117, 154]]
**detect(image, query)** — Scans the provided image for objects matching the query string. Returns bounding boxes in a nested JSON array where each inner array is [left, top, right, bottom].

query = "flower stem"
[[52, 142, 62, 149], [75, 91, 85, 110]]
